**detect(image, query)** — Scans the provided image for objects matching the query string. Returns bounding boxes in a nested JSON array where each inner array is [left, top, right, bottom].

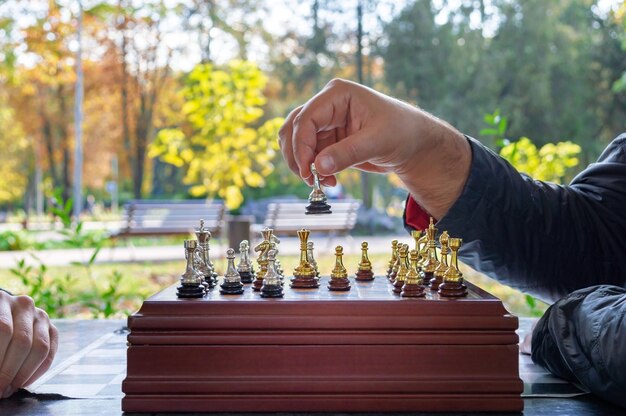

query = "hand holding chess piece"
[[177, 240, 206, 299], [277, 78, 471, 221], [220, 248, 245, 295], [355, 242, 374, 281], [305, 163, 332, 215], [328, 246, 351, 291]]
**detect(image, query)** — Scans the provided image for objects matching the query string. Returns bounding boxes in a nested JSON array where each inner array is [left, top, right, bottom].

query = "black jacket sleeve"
[[532, 285, 626, 408], [404, 134, 626, 304]]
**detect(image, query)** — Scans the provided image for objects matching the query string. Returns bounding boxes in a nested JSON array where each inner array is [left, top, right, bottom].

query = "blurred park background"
[[0, 0, 625, 319]]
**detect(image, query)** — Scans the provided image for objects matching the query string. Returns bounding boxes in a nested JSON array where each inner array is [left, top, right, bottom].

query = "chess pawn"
[[389, 251, 401, 283], [355, 242, 375, 281], [422, 217, 439, 284], [439, 237, 468, 297], [386, 240, 399, 279], [237, 240, 254, 284], [328, 246, 351, 291], [306, 241, 320, 278], [393, 244, 410, 294], [177, 240, 206, 299], [305, 163, 332, 215], [195, 219, 218, 286], [430, 231, 450, 290], [402, 249, 426, 298], [220, 248, 245, 295], [291, 229, 320, 288], [260, 249, 284, 298], [253, 228, 272, 291]]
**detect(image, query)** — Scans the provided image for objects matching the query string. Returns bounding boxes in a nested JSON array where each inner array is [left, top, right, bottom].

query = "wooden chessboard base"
[[122, 278, 523, 413]]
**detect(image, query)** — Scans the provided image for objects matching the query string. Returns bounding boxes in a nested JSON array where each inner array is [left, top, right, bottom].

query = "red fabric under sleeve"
[[405, 196, 431, 231]]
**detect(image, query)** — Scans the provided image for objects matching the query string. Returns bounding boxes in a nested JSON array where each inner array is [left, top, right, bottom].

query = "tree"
[[149, 60, 284, 211], [0, 92, 29, 205]]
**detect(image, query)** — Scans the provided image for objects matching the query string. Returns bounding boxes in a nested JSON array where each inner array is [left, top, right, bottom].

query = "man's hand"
[[0, 291, 58, 399], [278, 78, 471, 219]]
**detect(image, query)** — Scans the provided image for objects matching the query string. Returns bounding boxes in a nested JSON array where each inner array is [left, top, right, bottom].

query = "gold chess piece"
[[439, 237, 468, 297], [355, 241, 375, 281], [392, 244, 410, 295], [430, 231, 449, 290], [401, 249, 426, 298], [386, 240, 399, 279], [328, 246, 351, 291], [253, 228, 273, 291], [291, 229, 320, 288], [422, 218, 439, 285]]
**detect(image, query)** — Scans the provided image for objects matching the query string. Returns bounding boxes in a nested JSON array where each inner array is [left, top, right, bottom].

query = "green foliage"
[[9, 257, 75, 318], [0, 230, 34, 251], [482, 110, 582, 184], [81, 270, 130, 319], [500, 138, 582, 184], [150, 60, 285, 211], [524, 295, 545, 318]]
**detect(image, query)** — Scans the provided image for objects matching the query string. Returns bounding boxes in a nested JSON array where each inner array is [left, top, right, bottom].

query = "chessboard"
[[122, 277, 524, 413]]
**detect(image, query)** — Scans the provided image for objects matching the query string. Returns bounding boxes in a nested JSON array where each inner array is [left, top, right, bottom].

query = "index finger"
[[291, 79, 353, 178]]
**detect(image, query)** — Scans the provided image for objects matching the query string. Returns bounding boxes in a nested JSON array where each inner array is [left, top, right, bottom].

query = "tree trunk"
[[356, 1, 372, 210]]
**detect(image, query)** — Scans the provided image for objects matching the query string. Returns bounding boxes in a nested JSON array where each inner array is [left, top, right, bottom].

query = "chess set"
[[121, 164, 523, 413]]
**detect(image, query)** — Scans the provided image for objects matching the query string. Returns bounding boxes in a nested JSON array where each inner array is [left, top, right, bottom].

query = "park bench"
[[111, 200, 225, 239], [262, 199, 361, 237]]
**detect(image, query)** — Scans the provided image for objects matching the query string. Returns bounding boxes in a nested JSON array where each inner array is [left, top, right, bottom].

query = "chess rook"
[[176, 239, 206, 299], [220, 248, 245, 295], [305, 163, 332, 215], [439, 237, 468, 297], [355, 241, 375, 281], [291, 229, 320, 288], [328, 246, 351, 291], [260, 249, 284, 298]]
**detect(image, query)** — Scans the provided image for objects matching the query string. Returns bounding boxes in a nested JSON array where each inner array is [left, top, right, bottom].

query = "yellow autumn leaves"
[[149, 60, 284, 210]]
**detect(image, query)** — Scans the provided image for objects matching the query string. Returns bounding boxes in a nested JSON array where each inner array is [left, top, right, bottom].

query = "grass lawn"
[[0, 252, 548, 319]]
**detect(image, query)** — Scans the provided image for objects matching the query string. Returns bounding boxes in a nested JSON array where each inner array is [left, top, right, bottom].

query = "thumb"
[[314, 130, 377, 176]]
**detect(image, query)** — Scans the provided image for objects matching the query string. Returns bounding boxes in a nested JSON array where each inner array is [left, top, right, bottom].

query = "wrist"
[[397, 120, 470, 219]]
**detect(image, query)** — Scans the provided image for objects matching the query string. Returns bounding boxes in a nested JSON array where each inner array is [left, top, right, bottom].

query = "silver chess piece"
[[305, 163, 332, 214], [260, 248, 284, 298], [306, 241, 320, 278], [196, 219, 218, 286], [177, 240, 206, 298], [220, 248, 244, 295], [237, 240, 254, 284]]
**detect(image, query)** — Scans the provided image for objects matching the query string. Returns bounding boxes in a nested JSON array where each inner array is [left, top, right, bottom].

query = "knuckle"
[[31, 335, 51, 356], [327, 78, 346, 89], [15, 295, 35, 310]]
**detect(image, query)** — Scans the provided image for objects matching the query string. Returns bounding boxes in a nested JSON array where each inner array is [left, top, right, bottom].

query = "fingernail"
[[317, 155, 335, 173]]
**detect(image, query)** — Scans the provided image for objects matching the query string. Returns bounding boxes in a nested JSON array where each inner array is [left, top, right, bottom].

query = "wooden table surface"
[[0, 318, 622, 416]]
